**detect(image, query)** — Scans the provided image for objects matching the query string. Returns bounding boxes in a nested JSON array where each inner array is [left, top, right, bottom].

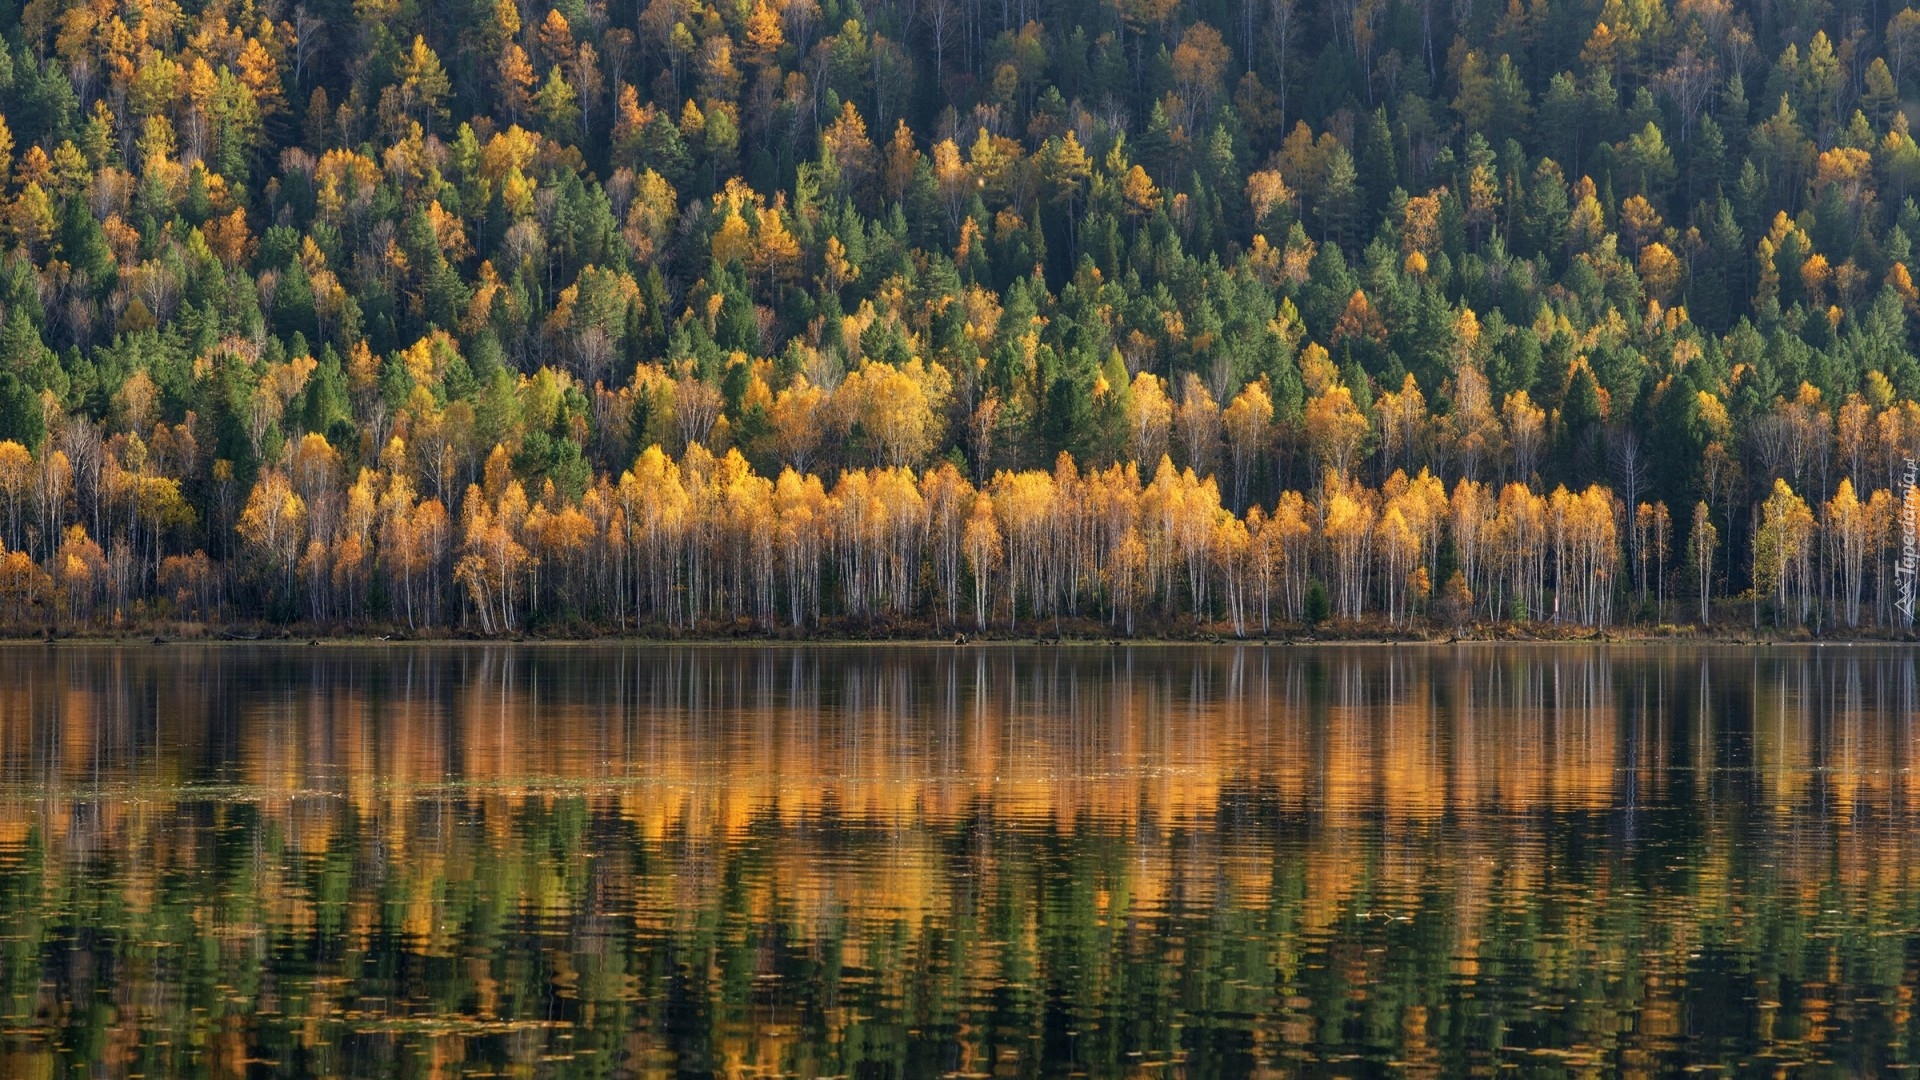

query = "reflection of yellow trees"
[[5, 644, 1910, 837], [3, 646, 1919, 1077]]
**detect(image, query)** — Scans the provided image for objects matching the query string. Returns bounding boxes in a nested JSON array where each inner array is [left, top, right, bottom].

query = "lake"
[[0, 643, 1916, 1077]]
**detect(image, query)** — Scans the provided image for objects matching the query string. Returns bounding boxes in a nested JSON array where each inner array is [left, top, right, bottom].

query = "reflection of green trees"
[[3, 645, 1920, 1077], [4, 797, 1920, 1078]]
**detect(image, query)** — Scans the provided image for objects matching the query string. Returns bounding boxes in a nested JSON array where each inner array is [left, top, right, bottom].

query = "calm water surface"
[[1, 643, 1917, 1077]]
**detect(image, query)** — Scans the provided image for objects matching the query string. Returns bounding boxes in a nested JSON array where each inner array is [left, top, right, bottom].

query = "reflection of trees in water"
[[0, 645, 1917, 1076]]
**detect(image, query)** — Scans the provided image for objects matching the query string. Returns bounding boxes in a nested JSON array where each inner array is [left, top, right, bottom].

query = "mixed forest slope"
[[0, 0, 1909, 634]]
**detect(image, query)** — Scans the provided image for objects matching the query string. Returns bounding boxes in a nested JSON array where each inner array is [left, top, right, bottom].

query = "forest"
[[0, 0, 1912, 634]]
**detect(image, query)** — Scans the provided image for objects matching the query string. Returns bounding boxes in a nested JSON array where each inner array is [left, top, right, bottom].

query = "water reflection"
[[0, 644, 1916, 1077]]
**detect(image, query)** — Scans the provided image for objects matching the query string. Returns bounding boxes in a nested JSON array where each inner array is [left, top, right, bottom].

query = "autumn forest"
[[0, 0, 1914, 634]]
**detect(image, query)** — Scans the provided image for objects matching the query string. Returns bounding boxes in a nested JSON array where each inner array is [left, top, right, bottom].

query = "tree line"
[[0, 401, 1909, 633]]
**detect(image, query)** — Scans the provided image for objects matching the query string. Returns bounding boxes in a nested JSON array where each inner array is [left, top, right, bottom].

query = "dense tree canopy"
[[0, 0, 1914, 632]]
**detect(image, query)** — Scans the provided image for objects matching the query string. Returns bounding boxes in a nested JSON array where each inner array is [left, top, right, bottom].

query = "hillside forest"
[[0, 0, 1913, 635]]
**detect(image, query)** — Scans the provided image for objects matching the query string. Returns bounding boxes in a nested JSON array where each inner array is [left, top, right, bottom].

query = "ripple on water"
[[0, 643, 1916, 1077]]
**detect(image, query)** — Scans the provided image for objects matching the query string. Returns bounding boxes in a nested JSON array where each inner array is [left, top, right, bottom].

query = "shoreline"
[[3, 625, 1915, 647]]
